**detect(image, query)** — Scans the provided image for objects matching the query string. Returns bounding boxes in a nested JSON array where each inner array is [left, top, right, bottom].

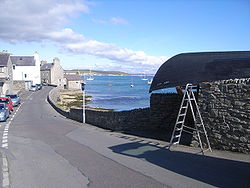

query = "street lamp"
[[81, 82, 86, 123]]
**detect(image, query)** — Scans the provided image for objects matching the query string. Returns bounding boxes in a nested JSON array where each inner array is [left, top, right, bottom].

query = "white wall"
[[12, 52, 41, 85]]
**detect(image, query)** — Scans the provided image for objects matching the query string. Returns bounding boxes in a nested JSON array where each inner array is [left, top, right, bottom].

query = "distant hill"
[[65, 69, 130, 76]]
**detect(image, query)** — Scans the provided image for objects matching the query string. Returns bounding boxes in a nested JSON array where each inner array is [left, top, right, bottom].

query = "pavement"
[[0, 86, 249, 188]]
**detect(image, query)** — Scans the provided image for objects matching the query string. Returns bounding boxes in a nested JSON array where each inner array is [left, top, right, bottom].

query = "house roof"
[[149, 51, 250, 92], [0, 54, 10, 66], [41, 63, 53, 70], [10, 56, 36, 66], [64, 74, 82, 81]]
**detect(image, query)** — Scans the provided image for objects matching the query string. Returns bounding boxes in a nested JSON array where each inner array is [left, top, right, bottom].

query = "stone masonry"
[[198, 79, 250, 153]]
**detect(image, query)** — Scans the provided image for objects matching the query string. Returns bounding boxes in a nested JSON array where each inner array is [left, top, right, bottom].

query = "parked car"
[[0, 97, 13, 112], [30, 85, 38, 91], [6, 94, 20, 107], [0, 103, 9, 121], [36, 84, 42, 90]]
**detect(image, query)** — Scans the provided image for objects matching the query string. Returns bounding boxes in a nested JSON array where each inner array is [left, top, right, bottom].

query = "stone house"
[[0, 53, 13, 96], [40, 58, 64, 87], [11, 52, 41, 90], [64, 74, 83, 90]]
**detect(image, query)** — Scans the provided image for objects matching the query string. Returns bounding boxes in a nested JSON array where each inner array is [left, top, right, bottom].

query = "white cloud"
[[0, 0, 167, 73], [110, 17, 129, 25], [92, 17, 129, 25]]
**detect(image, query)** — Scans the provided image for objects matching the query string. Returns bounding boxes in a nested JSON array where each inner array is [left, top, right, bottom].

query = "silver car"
[[30, 85, 38, 91], [6, 94, 21, 107]]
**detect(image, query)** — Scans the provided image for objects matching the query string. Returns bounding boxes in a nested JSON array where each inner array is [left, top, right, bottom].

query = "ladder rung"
[[202, 148, 212, 152], [179, 113, 186, 116], [172, 141, 179, 145], [181, 106, 188, 109], [185, 98, 195, 101], [174, 134, 181, 138], [175, 128, 182, 131], [183, 125, 196, 131], [176, 121, 184, 124]]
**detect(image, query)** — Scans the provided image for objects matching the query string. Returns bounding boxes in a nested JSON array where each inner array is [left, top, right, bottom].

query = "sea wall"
[[48, 87, 151, 131], [197, 79, 250, 153], [70, 108, 151, 131], [150, 93, 195, 144], [150, 94, 181, 130], [47, 87, 70, 118]]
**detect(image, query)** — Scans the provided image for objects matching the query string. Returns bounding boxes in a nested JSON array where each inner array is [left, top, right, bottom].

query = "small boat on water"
[[141, 74, 148, 81], [130, 84, 135, 88], [147, 79, 152, 85], [87, 70, 94, 80]]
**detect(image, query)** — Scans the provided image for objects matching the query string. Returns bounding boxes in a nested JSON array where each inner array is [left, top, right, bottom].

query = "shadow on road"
[[109, 142, 250, 188]]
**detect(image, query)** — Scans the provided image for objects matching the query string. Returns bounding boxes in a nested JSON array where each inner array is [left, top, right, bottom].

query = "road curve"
[[6, 87, 164, 188], [1, 86, 250, 188]]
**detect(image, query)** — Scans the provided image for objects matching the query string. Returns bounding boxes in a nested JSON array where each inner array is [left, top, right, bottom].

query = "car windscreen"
[[6, 95, 17, 98], [0, 99, 8, 102]]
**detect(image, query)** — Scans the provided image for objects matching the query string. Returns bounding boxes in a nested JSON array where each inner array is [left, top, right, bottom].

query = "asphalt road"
[[0, 86, 249, 188]]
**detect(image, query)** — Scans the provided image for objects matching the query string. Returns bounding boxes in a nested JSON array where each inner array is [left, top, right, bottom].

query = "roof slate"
[[0, 54, 10, 66], [150, 51, 250, 92], [41, 63, 53, 70], [64, 74, 82, 81], [10, 56, 35, 66]]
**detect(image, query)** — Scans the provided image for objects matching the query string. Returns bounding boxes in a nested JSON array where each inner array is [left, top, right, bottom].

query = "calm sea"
[[83, 76, 154, 111]]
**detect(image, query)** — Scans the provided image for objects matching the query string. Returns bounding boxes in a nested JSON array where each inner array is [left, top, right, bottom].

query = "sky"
[[0, 0, 249, 74]]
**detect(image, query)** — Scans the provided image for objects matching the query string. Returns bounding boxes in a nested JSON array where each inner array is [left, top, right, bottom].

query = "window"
[[13, 65, 16, 70], [0, 67, 4, 73], [24, 74, 27, 78]]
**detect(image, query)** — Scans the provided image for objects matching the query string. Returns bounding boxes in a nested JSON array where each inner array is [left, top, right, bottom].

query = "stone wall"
[[150, 93, 195, 144], [150, 79, 250, 153], [13, 81, 25, 93], [150, 94, 182, 130], [198, 79, 250, 153], [70, 108, 151, 131], [47, 87, 70, 118], [48, 87, 151, 132]]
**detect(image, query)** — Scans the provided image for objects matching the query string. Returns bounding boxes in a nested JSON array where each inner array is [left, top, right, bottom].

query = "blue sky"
[[0, 0, 249, 73]]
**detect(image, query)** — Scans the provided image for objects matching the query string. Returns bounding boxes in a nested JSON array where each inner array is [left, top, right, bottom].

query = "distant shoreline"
[[64, 69, 154, 77]]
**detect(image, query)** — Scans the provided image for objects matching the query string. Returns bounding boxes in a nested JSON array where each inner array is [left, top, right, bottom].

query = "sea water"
[[84, 75, 177, 111], [83, 76, 153, 111]]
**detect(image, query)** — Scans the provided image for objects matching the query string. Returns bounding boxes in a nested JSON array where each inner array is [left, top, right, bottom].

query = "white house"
[[11, 52, 41, 89], [64, 74, 83, 90]]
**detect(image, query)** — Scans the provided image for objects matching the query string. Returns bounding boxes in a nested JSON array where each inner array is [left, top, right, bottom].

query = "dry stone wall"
[[70, 108, 151, 131], [198, 79, 250, 153]]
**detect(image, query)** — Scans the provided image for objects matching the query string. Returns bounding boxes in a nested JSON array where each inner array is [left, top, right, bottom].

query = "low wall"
[[150, 93, 182, 130], [48, 87, 151, 132], [70, 108, 151, 131], [47, 87, 69, 118]]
